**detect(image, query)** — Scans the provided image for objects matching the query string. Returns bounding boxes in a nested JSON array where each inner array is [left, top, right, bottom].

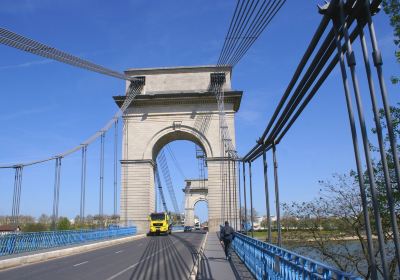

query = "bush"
[[57, 217, 71, 230], [22, 223, 49, 232]]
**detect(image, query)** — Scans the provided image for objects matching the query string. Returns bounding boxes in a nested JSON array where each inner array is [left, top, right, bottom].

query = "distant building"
[[0, 225, 21, 235], [252, 215, 277, 230]]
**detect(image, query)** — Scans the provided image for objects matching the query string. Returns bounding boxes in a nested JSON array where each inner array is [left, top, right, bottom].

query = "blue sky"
[[0, 0, 398, 224]]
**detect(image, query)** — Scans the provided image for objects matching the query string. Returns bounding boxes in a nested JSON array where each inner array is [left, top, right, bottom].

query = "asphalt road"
[[0, 231, 206, 280]]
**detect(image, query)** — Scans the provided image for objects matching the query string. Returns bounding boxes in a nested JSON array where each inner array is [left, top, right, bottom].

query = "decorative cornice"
[[206, 157, 236, 162], [113, 90, 243, 112], [120, 159, 155, 167], [124, 65, 232, 75]]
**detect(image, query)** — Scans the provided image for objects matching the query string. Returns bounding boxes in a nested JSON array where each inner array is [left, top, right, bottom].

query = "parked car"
[[184, 226, 193, 232]]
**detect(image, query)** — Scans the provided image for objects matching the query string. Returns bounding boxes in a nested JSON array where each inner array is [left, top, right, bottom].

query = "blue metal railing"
[[0, 227, 136, 256], [232, 231, 362, 280]]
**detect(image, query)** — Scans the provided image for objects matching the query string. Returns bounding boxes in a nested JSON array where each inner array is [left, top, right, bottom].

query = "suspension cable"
[[155, 167, 168, 212], [217, 0, 286, 67], [52, 157, 62, 228], [80, 145, 87, 222], [0, 27, 137, 81], [99, 132, 105, 220], [166, 145, 186, 180], [11, 166, 23, 225], [158, 149, 180, 214], [114, 120, 118, 216], [0, 78, 145, 168]]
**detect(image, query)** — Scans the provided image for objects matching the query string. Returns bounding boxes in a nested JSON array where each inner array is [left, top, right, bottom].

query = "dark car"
[[184, 226, 193, 232]]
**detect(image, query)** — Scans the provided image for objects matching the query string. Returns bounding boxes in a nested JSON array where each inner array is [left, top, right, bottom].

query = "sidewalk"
[[197, 232, 254, 280]]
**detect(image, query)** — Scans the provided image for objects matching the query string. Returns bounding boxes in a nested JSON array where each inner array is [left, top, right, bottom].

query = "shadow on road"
[[128, 232, 204, 280]]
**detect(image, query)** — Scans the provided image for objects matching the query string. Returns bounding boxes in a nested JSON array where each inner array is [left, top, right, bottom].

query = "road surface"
[[0, 231, 206, 280]]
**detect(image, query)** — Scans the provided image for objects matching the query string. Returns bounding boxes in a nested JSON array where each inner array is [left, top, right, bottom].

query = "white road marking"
[[73, 261, 88, 267], [105, 239, 179, 280], [115, 250, 123, 254]]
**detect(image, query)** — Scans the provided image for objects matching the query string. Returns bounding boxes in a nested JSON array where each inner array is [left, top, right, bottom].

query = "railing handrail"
[[0, 226, 136, 257], [237, 231, 357, 276], [229, 228, 362, 280]]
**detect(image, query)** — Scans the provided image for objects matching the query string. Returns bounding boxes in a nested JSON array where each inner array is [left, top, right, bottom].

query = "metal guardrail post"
[[262, 148, 272, 243], [80, 145, 87, 222], [231, 159, 238, 231], [272, 143, 281, 247], [242, 161, 248, 235], [114, 119, 118, 216], [52, 157, 62, 230], [99, 132, 105, 221], [228, 156, 232, 226], [248, 161, 254, 238], [237, 161, 242, 231], [11, 166, 23, 225]]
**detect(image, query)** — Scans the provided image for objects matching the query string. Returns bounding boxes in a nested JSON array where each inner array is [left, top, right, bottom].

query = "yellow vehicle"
[[148, 212, 172, 235]]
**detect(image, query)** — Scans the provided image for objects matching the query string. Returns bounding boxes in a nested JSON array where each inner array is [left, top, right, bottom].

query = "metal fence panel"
[[232, 232, 362, 280], [0, 227, 136, 256]]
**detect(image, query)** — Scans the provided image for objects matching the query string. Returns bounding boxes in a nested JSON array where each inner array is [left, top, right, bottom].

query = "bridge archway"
[[146, 126, 213, 161], [116, 65, 242, 233], [183, 180, 208, 227], [194, 199, 208, 227]]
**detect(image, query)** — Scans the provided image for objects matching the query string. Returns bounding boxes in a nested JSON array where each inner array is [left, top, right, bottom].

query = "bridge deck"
[[0, 232, 205, 280]]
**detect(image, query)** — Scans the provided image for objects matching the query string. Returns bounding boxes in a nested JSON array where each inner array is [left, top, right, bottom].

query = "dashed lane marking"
[[73, 261, 88, 267]]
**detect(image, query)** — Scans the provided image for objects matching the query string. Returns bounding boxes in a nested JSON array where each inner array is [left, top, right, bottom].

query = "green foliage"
[[382, 0, 400, 83], [57, 217, 71, 230], [22, 223, 49, 232]]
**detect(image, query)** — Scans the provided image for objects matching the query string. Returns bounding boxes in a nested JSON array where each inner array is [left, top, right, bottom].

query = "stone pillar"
[[207, 158, 239, 232], [120, 160, 155, 233], [184, 207, 195, 227], [207, 159, 223, 232]]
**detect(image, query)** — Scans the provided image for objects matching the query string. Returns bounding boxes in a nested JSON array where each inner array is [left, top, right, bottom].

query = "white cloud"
[[0, 107, 53, 121], [0, 59, 52, 71]]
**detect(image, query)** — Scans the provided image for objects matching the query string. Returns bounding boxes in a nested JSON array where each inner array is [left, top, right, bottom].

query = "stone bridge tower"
[[114, 65, 242, 233], [183, 179, 208, 227]]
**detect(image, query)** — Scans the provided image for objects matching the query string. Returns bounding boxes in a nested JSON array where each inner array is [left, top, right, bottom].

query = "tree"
[[260, 217, 269, 229], [382, 0, 400, 83], [57, 217, 71, 231], [23, 223, 48, 232], [282, 104, 400, 279], [240, 207, 259, 223], [38, 214, 51, 225], [283, 175, 375, 278]]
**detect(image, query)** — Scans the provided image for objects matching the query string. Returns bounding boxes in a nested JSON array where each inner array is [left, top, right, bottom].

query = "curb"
[[190, 231, 208, 280], [0, 234, 145, 271]]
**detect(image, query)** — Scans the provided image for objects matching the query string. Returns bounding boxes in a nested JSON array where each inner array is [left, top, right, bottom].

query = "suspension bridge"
[[0, 0, 398, 279]]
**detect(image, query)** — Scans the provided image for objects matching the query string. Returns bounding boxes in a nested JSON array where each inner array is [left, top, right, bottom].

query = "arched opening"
[[143, 125, 213, 161], [152, 139, 208, 228], [194, 200, 208, 229]]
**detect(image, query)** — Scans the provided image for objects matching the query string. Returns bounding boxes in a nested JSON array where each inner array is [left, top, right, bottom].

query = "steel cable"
[[0, 79, 144, 168], [0, 28, 137, 81]]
